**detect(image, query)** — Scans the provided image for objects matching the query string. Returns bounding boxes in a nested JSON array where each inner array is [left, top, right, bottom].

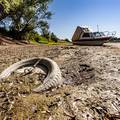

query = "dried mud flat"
[[0, 43, 120, 120]]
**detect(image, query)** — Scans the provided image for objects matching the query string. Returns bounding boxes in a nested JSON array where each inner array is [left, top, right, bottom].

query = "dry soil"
[[0, 43, 120, 120]]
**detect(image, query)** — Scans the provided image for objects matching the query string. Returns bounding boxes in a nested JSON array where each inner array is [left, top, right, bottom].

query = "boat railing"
[[103, 31, 116, 41], [104, 31, 116, 37]]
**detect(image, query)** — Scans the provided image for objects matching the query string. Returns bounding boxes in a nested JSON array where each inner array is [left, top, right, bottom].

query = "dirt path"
[[0, 44, 120, 120]]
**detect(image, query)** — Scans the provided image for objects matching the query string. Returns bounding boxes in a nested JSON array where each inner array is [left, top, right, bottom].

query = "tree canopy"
[[0, 0, 23, 20], [0, 0, 52, 40]]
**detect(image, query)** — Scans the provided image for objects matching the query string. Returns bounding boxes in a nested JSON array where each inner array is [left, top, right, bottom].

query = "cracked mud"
[[0, 44, 120, 120]]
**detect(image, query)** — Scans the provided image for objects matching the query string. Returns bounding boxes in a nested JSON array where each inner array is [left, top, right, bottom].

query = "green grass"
[[30, 37, 71, 46], [39, 36, 48, 44], [30, 36, 48, 45], [48, 40, 71, 45], [30, 39, 41, 45]]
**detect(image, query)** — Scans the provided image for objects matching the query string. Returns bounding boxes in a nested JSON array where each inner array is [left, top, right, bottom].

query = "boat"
[[72, 26, 113, 46]]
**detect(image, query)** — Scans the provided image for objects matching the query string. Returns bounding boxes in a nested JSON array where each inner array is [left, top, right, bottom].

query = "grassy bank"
[[31, 38, 71, 45]]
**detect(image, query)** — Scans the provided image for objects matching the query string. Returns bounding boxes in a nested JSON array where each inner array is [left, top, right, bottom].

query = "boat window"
[[94, 32, 101, 37], [82, 33, 90, 37], [93, 32, 105, 37], [100, 32, 105, 36]]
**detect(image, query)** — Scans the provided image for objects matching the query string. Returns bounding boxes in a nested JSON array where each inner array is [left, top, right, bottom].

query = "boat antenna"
[[97, 25, 99, 32]]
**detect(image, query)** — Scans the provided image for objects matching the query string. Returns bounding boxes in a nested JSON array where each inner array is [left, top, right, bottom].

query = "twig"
[[63, 110, 76, 118], [112, 101, 120, 113], [33, 59, 41, 68], [20, 59, 41, 76]]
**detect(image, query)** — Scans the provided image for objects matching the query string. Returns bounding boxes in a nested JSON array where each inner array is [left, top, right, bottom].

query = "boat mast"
[[97, 25, 99, 32]]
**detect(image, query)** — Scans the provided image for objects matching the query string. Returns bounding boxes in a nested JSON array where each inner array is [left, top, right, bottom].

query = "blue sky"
[[49, 0, 120, 40]]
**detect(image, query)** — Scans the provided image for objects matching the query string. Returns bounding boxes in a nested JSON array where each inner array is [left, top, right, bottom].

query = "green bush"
[[64, 38, 70, 42], [51, 32, 59, 42], [27, 31, 48, 44]]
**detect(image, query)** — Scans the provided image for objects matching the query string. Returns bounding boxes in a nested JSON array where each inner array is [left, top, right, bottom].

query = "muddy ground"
[[0, 43, 120, 120]]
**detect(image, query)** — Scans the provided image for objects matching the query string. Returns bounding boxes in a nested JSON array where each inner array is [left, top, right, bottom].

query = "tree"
[[0, 0, 23, 21], [0, 0, 52, 40], [40, 21, 50, 39], [64, 38, 70, 42], [51, 32, 59, 42]]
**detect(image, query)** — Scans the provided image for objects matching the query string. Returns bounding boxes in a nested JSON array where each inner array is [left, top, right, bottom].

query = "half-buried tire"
[[0, 57, 63, 92]]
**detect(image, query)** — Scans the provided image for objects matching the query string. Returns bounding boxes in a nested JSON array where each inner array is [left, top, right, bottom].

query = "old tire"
[[0, 57, 63, 92]]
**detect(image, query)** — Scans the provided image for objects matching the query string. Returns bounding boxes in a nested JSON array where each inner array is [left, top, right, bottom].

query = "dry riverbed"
[[0, 43, 120, 120]]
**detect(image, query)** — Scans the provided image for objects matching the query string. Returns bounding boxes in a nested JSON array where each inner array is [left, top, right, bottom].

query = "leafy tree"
[[40, 21, 50, 40], [64, 38, 70, 42], [51, 32, 59, 42], [0, 0, 23, 21], [0, 0, 52, 40]]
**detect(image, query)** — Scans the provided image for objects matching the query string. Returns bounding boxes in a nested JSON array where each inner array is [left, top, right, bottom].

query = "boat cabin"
[[72, 26, 112, 46]]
